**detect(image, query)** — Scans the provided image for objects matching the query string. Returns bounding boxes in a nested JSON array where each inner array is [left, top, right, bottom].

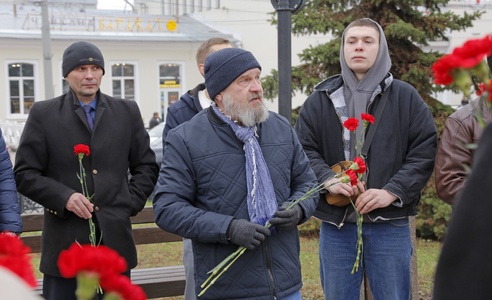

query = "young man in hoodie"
[[295, 18, 437, 300]]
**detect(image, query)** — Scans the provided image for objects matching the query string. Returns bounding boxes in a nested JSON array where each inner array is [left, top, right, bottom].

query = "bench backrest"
[[21, 206, 181, 253]]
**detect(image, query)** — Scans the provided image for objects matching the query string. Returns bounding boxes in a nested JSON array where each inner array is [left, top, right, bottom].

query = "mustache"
[[248, 93, 263, 101]]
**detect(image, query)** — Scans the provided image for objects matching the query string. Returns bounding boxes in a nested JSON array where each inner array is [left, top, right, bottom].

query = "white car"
[[147, 122, 164, 164]]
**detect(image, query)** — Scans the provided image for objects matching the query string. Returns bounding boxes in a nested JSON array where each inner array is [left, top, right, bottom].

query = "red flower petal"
[[74, 144, 91, 157], [58, 244, 127, 279], [360, 113, 375, 124], [0, 234, 37, 287], [353, 157, 367, 174], [100, 275, 147, 300], [345, 169, 358, 186], [343, 118, 359, 131]]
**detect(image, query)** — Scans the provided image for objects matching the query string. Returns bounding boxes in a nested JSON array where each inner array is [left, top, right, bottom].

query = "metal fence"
[[0, 121, 25, 151], [18, 193, 43, 215]]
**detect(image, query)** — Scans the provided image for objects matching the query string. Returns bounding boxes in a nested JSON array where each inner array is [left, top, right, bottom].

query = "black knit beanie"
[[62, 41, 105, 77], [204, 48, 261, 100]]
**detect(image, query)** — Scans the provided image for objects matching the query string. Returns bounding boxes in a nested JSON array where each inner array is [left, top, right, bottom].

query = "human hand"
[[227, 219, 271, 250], [66, 192, 94, 219], [325, 178, 364, 198], [355, 188, 396, 214], [269, 202, 303, 230]]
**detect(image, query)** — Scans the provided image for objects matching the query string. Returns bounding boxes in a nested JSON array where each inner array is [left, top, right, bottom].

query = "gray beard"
[[222, 93, 269, 127]]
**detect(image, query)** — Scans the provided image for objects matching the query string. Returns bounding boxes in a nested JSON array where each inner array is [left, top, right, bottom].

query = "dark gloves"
[[227, 219, 271, 250], [269, 202, 303, 230]]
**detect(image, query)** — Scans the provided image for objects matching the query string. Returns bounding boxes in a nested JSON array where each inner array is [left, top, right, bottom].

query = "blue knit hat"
[[204, 48, 261, 100], [62, 41, 105, 77]]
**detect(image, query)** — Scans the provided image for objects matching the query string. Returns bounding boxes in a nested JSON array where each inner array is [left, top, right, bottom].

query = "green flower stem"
[[88, 218, 97, 247], [198, 183, 325, 297], [102, 293, 121, 300], [350, 199, 363, 274], [77, 152, 103, 295], [76, 272, 99, 300], [198, 246, 247, 297]]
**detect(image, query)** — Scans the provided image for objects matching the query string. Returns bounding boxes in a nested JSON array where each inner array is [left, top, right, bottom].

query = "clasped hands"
[[324, 178, 396, 214]]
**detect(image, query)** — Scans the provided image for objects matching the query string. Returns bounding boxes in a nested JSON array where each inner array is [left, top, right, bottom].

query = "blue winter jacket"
[[162, 83, 204, 155], [0, 128, 22, 233], [154, 107, 318, 300]]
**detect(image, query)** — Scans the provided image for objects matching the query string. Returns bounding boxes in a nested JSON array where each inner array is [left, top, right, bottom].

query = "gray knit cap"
[[204, 48, 261, 100], [62, 41, 105, 77]]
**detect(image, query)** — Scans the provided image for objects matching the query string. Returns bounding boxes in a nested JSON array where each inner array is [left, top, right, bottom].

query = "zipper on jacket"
[[263, 239, 277, 299], [326, 207, 349, 229]]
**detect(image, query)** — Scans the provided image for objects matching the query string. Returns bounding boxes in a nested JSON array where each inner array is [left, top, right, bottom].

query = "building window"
[[159, 63, 181, 87], [111, 63, 135, 100], [8, 62, 35, 115]]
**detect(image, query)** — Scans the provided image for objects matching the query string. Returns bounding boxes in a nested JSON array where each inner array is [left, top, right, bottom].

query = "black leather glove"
[[227, 219, 271, 250], [269, 202, 303, 230]]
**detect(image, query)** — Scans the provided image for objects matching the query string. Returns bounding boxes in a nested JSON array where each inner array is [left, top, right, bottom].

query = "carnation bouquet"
[[335, 113, 375, 274], [432, 34, 492, 118]]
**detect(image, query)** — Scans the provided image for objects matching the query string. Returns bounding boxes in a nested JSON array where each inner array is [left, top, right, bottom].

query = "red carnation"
[[74, 144, 90, 157], [100, 274, 147, 300], [343, 118, 359, 131], [0, 234, 37, 287], [361, 113, 375, 125], [58, 244, 127, 279], [476, 82, 485, 96], [353, 156, 367, 174], [452, 35, 492, 69], [432, 35, 492, 87], [345, 169, 358, 186]]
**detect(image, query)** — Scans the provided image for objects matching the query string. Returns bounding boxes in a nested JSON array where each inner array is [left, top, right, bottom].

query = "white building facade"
[[1, 0, 491, 141]]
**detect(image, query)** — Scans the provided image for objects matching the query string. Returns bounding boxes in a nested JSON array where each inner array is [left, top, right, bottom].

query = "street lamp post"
[[271, 0, 305, 124], [40, 0, 54, 99]]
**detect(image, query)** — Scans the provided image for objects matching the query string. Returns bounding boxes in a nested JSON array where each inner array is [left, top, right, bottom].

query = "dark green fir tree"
[[263, 0, 484, 118]]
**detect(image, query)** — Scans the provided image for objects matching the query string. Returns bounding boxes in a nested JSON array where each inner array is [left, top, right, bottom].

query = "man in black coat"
[[14, 41, 159, 300]]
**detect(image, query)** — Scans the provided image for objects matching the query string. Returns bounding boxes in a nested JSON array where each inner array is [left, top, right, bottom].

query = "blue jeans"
[[319, 219, 412, 300], [278, 290, 302, 300]]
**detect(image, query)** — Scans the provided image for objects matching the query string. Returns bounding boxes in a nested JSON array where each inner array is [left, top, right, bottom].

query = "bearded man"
[[153, 48, 318, 300]]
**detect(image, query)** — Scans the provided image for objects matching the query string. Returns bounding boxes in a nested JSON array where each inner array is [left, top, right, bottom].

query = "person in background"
[[162, 37, 232, 146], [161, 37, 232, 300], [14, 41, 159, 300], [294, 18, 437, 300], [434, 55, 492, 205], [148, 112, 162, 129], [433, 121, 492, 299], [0, 128, 22, 236], [153, 48, 318, 299]]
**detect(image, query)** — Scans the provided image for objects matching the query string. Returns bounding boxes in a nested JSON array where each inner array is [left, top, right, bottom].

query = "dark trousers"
[[43, 270, 130, 300]]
